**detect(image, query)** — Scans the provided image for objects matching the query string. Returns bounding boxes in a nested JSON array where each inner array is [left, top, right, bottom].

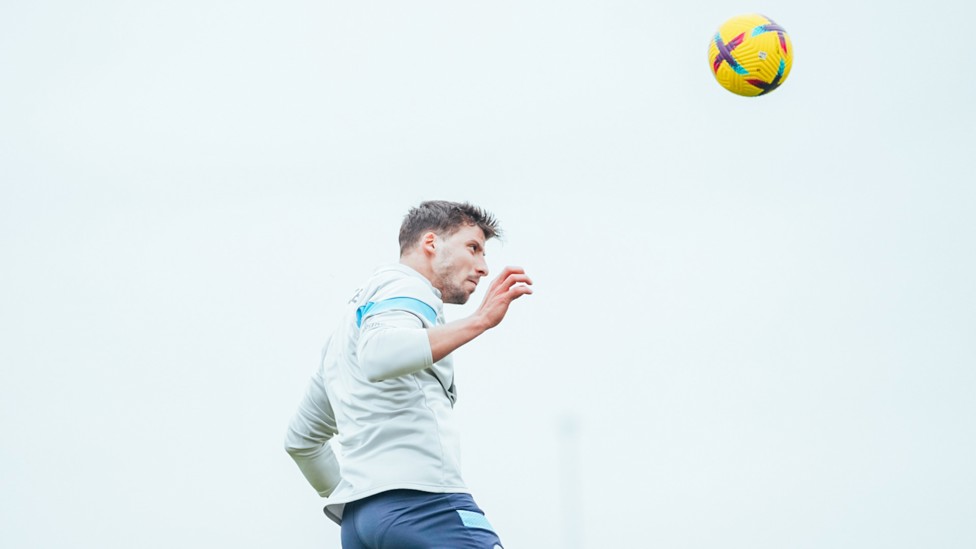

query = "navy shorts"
[[339, 490, 504, 549]]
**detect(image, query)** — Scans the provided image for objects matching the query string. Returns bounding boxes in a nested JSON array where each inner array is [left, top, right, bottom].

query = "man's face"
[[431, 224, 489, 305]]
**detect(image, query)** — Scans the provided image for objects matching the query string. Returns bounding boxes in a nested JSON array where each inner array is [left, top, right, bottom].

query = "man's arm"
[[427, 266, 532, 363], [284, 351, 342, 497], [358, 266, 532, 380], [358, 313, 434, 382]]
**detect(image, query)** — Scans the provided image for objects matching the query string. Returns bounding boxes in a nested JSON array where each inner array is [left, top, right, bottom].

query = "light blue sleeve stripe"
[[356, 297, 437, 328]]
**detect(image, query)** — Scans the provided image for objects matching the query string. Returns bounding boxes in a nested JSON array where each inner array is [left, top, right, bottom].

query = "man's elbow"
[[284, 428, 317, 459], [359, 352, 394, 383], [284, 436, 299, 458]]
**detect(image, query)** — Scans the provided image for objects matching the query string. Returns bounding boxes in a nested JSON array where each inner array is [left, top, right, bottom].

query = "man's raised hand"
[[475, 266, 533, 330]]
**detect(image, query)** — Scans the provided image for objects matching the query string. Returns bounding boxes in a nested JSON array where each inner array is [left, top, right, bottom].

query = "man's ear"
[[421, 232, 437, 255]]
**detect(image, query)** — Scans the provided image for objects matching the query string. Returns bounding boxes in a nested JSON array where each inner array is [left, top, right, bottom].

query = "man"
[[285, 200, 532, 549]]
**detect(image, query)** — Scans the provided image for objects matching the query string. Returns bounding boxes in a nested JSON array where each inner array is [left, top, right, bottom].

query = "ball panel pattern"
[[708, 14, 793, 97]]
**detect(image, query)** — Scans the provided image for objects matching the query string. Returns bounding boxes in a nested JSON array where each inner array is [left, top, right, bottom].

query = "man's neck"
[[400, 255, 435, 286]]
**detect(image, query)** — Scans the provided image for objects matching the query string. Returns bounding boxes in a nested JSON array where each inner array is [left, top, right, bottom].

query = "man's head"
[[399, 201, 502, 304]]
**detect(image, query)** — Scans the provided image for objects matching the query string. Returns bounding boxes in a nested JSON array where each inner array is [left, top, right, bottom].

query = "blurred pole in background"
[[558, 415, 583, 549]]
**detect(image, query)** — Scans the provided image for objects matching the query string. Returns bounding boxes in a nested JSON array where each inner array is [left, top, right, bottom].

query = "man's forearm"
[[427, 314, 491, 363], [286, 441, 342, 497]]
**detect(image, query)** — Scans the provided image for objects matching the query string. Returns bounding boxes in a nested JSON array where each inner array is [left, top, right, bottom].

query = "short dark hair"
[[399, 200, 502, 255]]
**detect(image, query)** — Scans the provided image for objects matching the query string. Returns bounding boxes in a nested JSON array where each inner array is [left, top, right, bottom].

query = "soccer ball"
[[708, 14, 793, 97]]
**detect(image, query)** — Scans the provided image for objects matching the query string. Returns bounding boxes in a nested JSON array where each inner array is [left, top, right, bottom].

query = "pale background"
[[2, 1, 974, 548]]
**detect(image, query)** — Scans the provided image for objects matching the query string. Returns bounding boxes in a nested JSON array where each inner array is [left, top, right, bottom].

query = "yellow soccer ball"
[[708, 14, 793, 96]]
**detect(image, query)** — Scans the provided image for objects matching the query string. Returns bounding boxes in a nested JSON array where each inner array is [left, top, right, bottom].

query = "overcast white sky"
[[2, 1, 974, 548]]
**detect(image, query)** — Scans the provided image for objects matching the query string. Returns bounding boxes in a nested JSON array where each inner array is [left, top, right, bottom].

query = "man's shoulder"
[[365, 265, 439, 306], [354, 265, 442, 327]]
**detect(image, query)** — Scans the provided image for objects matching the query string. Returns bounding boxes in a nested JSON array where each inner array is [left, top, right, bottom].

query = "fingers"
[[493, 267, 532, 292], [480, 266, 533, 306], [508, 283, 533, 299], [496, 266, 527, 281], [476, 266, 532, 328], [485, 266, 525, 293], [501, 274, 532, 290], [493, 267, 532, 301]]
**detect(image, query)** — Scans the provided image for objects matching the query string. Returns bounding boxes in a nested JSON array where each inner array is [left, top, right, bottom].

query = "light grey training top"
[[284, 264, 468, 524]]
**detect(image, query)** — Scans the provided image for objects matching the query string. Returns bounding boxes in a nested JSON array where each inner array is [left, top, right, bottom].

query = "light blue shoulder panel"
[[356, 297, 437, 328]]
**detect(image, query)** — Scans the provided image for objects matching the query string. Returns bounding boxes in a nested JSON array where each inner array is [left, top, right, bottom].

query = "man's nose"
[[476, 257, 489, 277]]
